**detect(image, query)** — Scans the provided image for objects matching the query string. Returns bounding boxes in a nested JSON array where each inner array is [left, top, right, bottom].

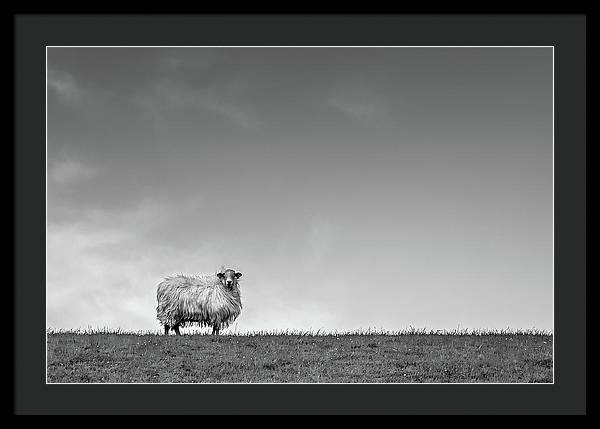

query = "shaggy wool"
[[156, 274, 242, 330]]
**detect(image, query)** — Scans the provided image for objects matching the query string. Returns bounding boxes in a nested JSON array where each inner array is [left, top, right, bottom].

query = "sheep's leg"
[[164, 325, 170, 335], [173, 325, 181, 336], [212, 326, 220, 335]]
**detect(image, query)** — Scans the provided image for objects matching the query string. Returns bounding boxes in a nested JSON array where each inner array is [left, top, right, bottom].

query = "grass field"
[[47, 329, 553, 383]]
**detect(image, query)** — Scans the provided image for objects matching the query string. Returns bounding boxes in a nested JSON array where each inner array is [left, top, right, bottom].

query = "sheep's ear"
[[235, 272, 242, 279], [217, 273, 224, 279]]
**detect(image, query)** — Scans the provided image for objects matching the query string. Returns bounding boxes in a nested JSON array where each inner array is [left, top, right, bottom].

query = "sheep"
[[156, 268, 243, 335]]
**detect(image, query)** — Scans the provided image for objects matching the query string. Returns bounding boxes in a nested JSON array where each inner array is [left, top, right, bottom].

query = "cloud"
[[50, 194, 206, 244], [49, 157, 97, 185], [45, 214, 338, 333], [47, 68, 115, 116], [327, 80, 389, 120], [160, 49, 219, 72], [47, 69, 88, 106], [134, 78, 260, 130], [45, 195, 349, 333], [46, 196, 220, 332], [47, 222, 177, 331]]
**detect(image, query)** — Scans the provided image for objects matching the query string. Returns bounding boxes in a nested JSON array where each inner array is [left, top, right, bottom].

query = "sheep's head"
[[217, 269, 242, 288]]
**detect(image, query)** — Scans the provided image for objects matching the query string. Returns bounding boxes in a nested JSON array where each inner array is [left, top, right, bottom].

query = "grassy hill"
[[46, 329, 553, 383]]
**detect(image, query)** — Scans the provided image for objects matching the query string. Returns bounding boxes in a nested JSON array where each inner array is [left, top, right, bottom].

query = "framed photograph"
[[14, 14, 586, 414]]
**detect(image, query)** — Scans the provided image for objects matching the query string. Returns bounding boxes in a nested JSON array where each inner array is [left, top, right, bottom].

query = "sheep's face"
[[217, 269, 242, 288]]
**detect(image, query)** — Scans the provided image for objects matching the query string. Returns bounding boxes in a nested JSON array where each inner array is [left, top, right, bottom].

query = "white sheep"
[[156, 268, 243, 335]]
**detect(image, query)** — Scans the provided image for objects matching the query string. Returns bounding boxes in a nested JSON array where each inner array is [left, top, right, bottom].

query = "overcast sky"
[[46, 47, 553, 333]]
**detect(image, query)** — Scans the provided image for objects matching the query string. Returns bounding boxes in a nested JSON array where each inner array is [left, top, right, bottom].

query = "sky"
[[46, 47, 553, 333]]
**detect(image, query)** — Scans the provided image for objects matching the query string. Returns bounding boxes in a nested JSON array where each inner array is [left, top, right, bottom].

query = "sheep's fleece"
[[156, 272, 242, 330]]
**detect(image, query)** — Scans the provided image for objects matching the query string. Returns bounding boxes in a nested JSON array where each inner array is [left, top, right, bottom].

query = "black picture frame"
[[14, 14, 586, 414]]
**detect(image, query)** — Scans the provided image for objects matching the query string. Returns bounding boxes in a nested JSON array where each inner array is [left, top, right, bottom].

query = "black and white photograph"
[[44, 45, 556, 384]]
